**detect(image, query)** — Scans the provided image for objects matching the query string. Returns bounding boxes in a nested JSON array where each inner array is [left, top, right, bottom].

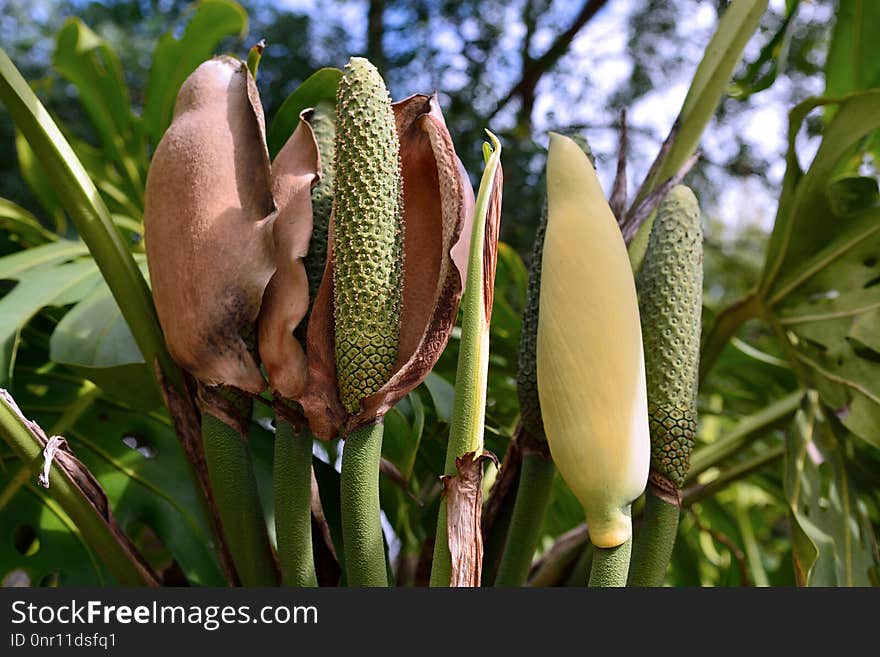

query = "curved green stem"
[[588, 536, 632, 587], [494, 454, 556, 586], [564, 544, 594, 587], [274, 419, 317, 587], [627, 490, 680, 587], [340, 422, 387, 587], [202, 412, 278, 586]]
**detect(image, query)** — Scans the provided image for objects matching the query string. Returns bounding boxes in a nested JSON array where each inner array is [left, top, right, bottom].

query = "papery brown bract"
[[145, 56, 275, 395], [257, 116, 321, 402], [301, 94, 475, 440]]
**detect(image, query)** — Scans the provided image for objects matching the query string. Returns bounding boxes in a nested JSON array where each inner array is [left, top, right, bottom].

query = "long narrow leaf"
[[0, 47, 182, 391], [629, 0, 769, 269]]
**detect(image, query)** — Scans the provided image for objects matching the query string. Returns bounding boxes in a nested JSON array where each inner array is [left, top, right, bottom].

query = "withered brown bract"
[[145, 56, 319, 403], [301, 94, 475, 440], [257, 116, 320, 402]]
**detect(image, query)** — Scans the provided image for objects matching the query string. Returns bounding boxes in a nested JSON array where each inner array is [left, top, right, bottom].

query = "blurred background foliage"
[[1, 0, 878, 587]]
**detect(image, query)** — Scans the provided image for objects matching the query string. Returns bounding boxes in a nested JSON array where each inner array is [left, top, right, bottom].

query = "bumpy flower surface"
[[305, 101, 336, 302], [636, 185, 702, 488], [332, 57, 404, 413]]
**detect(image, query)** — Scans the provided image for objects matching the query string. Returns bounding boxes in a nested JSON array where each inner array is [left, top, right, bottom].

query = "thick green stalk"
[[627, 491, 680, 586], [274, 419, 317, 587], [0, 390, 157, 586], [494, 454, 556, 586], [588, 537, 632, 587], [202, 412, 278, 586], [340, 422, 388, 587], [564, 545, 594, 587]]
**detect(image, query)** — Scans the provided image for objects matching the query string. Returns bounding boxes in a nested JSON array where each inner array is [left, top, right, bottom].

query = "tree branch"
[[488, 0, 611, 123], [367, 0, 387, 72]]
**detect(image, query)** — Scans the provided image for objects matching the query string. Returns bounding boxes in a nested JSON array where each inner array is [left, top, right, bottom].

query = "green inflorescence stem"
[[588, 537, 632, 587], [340, 422, 388, 587], [429, 133, 501, 588], [274, 419, 317, 587], [494, 454, 556, 586], [627, 491, 680, 587], [202, 412, 278, 586]]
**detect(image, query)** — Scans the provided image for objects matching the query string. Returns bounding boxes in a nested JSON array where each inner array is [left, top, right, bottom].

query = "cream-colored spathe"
[[537, 132, 650, 548]]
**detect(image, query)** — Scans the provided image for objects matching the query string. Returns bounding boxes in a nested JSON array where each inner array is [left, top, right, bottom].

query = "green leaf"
[[824, 0, 880, 102], [53, 18, 144, 202], [142, 0, 248, 146], [0, 47, 182, 392], [0, 256, 102, 387], [381, 392, 425, 480], [15, 131, 66, 234], [629, 0, 769, 269], [705, 92, 880, 445], [0, 240, 88, 280], [826, 175, 879, 217], [784, 393, 879, 586], [267, 67, 342, 158], [762, 90, 880, 293], [730, 0, 800, 101], [422, 372, 454, 423], [0, 198, 57, 246], [0, 468, 112, 586], [49, 273, 161, 411]]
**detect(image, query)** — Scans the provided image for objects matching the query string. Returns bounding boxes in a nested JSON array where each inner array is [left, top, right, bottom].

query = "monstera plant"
[[0, 0, 878, 589]]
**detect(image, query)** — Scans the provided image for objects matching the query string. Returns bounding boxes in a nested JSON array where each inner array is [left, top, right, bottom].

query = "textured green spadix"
[[517, 135, 594, 441], [306, 101, 336, 303], [333, 57, 403, 413], [635, 185, 702, 488]]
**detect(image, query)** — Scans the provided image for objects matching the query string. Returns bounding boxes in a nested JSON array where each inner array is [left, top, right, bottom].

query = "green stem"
[[202, 412, 278, 586], [274, 419, 317, 587], [494, 454, 556, 586], [686, 390, 801, 481], [0, 391, 156, 586], [340, 422, 388, 587], [627, 490, 680, 587], [684, 444, 785, 507], [698, 292, 762, 383], [429, 134, 501, 588], [564, 544, 594, 587], [588, 537, 632, 587]]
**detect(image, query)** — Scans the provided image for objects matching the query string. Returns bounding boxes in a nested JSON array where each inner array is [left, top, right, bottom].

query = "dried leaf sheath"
[[301, 94, 475, 440], [258, 118, 321, 401], [144, 56, 275, 395]]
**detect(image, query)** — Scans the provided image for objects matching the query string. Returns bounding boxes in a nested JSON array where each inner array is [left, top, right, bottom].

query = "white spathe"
[[537, 132, 650, 548]]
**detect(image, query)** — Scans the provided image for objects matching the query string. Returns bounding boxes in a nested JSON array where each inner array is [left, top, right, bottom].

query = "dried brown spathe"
[[145, 56, 318, 404], [301, 94, 475, 440]]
